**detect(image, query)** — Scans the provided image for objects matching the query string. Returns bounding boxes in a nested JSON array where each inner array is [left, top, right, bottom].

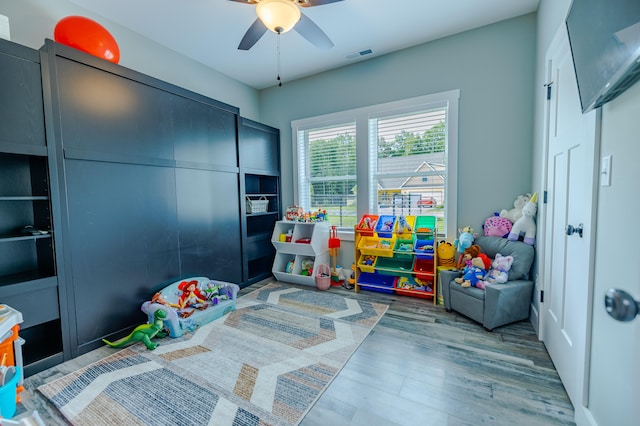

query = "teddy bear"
[[500, 193, 531, 224], [454, 256, 487, 288], [478, 253, 514, 289], [508, 192, 538, 245], [457, 244, 480, 269]]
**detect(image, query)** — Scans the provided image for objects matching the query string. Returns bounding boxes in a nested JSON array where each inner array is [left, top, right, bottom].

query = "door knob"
[[565, 223, 583, 237], [604, 288, 640, 322]]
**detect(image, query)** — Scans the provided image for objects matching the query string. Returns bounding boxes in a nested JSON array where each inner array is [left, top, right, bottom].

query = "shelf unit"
[[354, 215, 438, 304], [0, 169, 65, 372], [271, 221, 330, 286], [244, 173, 280, 282], [0, 36, 66, 376], [239, 117, 281, 285]]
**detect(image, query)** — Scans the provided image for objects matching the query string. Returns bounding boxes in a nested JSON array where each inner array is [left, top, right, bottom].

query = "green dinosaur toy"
[[102, 309, 167, 350]]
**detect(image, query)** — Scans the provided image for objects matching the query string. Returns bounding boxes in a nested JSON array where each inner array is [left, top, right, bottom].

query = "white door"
[[541, 27, 598, 409], [579, 82, 640, 426]]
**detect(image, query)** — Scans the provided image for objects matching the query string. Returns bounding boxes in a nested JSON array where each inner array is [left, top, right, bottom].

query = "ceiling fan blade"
[[238, 18, 268, 50], [298, 0, 344, 7], [294, 13, 333, 49], [227, 0, 258, 4]]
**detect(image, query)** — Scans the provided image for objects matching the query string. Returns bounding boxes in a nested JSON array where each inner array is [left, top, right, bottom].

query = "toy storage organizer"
[[354, 215, 438, 304], [271, 221, 330, 286], [0, 304, 25, 418]]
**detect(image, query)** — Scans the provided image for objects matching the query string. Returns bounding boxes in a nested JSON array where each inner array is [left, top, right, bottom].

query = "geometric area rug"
[[37, 283, 388, 425]]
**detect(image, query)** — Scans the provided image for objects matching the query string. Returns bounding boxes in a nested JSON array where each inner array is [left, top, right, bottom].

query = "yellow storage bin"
[[357, 235, 396, 257], [357, 254, 377, 273], [396, 215, 415, 237]]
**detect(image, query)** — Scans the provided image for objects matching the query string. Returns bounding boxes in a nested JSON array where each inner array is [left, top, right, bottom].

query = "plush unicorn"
[[508, 192, 538, 245]]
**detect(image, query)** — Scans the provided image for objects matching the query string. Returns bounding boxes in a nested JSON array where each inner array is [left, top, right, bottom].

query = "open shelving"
[[354, 214, 438, 304], [271, 221, 330, 286]]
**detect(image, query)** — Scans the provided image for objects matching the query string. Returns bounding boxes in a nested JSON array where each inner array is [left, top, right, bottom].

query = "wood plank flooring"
[[16, 279, 575, 425]]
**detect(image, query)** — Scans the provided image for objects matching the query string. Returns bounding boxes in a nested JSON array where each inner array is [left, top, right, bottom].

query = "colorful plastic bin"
[[414, 257, 435, 279], [358, 272, 397, 294], [414, 238, 435, 260], [357, 254, 377, 273], [375, 215, 397, 238], [396, 215, 416, 238], [0, 366, 20, 418], [415, 215, 436, 239], [375, 256, 415, 276], [358, 235, 396, 257], [395, 276, 434, 299], [357, 214, 379, 236], [393, 237, 416, 260]]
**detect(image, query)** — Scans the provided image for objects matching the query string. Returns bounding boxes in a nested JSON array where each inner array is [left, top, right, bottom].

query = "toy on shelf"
[[285, 206, 328, 222], [508, 192, 538, 245], [300, 258, 314, 276]]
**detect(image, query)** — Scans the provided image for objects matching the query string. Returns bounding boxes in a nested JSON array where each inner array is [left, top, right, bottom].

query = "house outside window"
[[293, 90, 458, 238]]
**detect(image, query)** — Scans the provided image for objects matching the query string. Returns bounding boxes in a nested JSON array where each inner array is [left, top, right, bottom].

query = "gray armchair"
[[441, 236, 535, 330]]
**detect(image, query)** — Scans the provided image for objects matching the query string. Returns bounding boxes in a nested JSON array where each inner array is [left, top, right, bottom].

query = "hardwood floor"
[[16, 279, 575, 425]]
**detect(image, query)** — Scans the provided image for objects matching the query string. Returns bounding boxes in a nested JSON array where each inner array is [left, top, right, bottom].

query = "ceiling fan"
[[229, 0, 344, 51]]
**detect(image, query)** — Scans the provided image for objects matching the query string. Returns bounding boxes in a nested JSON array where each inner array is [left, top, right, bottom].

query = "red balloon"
[[54, 16, 120, 64]]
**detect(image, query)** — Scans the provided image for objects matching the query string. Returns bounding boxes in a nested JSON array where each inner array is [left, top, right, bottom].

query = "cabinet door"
[[173, 97, 238, 168], [54, 57, 175, 161], [239, 118, 279, 173], [176, 168, 242, 283], [64, 160, 180, 349], [0, 40, 45, 150]]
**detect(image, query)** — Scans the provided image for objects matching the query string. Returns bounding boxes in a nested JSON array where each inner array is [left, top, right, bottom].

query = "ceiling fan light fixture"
[[256, 0, 301, 34]]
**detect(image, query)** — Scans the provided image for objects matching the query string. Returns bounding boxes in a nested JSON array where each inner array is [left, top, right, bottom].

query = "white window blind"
[[370, 104, 449, 235], [296, 122, 357, 227]]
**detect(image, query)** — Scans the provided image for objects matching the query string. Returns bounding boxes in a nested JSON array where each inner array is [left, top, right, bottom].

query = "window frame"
[[292, 89, 459, 238]]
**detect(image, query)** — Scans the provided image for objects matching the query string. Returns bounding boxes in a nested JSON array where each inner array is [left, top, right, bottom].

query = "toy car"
[[417, 197, 437, 207]]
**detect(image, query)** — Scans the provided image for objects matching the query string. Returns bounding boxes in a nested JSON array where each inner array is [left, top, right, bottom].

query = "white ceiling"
[[69, 0, 539, 89]]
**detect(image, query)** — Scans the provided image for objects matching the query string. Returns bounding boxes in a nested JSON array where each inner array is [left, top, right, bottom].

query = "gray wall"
[[0, 0, 261, 120], [260, 14, 537, 233]]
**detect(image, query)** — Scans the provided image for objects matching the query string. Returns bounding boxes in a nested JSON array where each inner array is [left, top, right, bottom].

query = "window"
[[293, 90, 458, 238]]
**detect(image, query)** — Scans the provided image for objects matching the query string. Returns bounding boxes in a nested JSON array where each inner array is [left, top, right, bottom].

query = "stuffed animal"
[[454, 257, 487, 288], [508, 192, 538, 245], [457, 244, 481, 269], [479, 253, 514, 288], [500, 193, 532, 224], [454, 226, 476, 255], [483, 213, 513, 237], [437, 240, 456, 268]]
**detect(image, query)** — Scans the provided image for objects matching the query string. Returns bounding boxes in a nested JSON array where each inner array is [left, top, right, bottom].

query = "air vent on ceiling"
[[346, 49, 373, 59]]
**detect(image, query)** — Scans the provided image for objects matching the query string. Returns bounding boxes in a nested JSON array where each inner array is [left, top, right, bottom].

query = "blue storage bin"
[[375, 215, 397, 238], [414, 238, 435, 260], [358, 272, 397, 294]]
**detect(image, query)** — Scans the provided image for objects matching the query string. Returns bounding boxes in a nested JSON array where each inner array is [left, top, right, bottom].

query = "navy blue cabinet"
[[239, 118, 280, 284], [0, 38, 66, 376], [3, 38, 280, 368]]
